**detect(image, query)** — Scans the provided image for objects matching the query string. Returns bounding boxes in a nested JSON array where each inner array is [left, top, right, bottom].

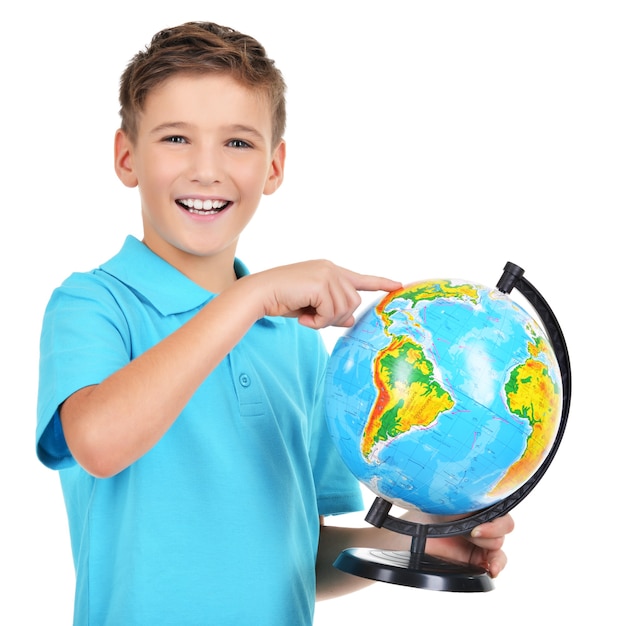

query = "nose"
[[189, 142, 223, 186]]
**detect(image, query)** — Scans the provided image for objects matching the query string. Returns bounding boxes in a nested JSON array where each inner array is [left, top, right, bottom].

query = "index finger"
[[350, 273, 403, 294]]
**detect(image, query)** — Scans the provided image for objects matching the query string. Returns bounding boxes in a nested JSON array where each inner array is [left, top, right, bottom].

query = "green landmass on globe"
[[325, 279, 562, 515]]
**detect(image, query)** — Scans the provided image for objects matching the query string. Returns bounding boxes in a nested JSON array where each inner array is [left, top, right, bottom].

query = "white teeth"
[[179, 198, 228, 213]]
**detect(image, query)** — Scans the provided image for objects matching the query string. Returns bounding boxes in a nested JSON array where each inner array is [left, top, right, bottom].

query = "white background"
[[2, 1, 624, 624]]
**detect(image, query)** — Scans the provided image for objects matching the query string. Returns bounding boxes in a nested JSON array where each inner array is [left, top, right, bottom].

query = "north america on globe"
[[325, 279, 563, 515]]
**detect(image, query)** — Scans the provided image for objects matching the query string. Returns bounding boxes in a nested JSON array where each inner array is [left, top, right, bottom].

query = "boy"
[[36, 21, 513, 625]]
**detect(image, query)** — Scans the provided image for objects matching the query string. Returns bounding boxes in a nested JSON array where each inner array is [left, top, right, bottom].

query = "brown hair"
[[119, 21, 287, 148]]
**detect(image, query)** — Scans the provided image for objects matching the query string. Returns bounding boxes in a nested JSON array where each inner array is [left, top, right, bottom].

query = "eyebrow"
[[149, 121, 266, 142], [149, 121, 189, 135]]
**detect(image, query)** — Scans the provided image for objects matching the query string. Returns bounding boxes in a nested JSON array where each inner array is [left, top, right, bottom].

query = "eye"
[[227, 139, 252, 149], [163, 135, 188, 144]]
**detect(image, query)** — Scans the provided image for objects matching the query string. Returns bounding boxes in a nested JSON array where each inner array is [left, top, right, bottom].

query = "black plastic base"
[[334, 548, 494, 592]]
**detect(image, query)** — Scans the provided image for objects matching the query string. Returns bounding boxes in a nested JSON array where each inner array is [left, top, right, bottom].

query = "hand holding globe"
[[324, 262, 570, 592]]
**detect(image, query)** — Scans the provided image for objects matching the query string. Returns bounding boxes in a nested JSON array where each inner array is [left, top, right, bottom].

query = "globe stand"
[[333, 261, 571, 592], [334, 497, 495, 591]]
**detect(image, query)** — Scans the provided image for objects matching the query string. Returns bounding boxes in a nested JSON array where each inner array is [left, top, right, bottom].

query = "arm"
[[60, 260, 401, 478], [316, 512, 514, 600]]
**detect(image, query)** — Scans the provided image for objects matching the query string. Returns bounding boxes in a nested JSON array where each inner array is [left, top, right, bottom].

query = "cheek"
[[238, 161, 274, 193], [145, 158, 176, 187], [136, 162, 173, 207], [141, 148, 184, 181]]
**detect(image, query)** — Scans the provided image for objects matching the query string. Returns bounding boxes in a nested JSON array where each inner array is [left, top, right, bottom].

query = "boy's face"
[[114, 73, 285, 288]]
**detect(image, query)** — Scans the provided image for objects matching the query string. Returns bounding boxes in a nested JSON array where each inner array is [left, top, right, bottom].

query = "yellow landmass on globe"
[[361, 336, 454, 459], [488, 356, 561, 498], [376, 280, 480, 328]]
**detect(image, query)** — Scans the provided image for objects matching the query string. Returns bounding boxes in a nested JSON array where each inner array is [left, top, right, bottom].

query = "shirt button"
[[239, 373, 251, 387]]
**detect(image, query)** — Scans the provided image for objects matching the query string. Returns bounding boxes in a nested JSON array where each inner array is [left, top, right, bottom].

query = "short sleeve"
[[36, 273, 132, 469]]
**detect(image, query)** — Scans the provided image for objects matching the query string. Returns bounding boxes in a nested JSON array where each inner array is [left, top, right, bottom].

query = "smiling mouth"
[[177, 198, 231, 215]]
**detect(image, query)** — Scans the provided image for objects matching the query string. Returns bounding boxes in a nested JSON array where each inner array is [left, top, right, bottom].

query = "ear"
[[114, 129, 138, 188], [263, 140, 286, 196]]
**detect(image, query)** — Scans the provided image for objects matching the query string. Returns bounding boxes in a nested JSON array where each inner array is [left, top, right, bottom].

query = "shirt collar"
[[100, 236, 283, 325]]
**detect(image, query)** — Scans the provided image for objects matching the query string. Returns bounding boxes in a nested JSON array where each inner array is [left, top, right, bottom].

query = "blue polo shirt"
[[36, 236, 363, 626]]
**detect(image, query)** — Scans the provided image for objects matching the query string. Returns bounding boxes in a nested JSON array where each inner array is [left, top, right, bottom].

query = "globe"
[[325, 277, 563, 517]]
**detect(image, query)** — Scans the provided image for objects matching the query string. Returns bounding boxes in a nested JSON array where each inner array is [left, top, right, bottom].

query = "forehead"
[[141, 73, 272, 125]]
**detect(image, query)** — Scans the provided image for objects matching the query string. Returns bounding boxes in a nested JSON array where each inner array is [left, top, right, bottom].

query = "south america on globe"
[[325, 278, 563, 517]]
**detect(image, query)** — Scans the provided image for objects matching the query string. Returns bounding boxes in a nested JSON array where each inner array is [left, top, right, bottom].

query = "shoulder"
[[40, 243, 143, 346], [45, 269, 130, 326], [44, 236, 162, 321], [47, 239, 135, 306]]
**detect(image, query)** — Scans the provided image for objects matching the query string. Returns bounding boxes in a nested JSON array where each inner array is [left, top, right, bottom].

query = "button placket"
[[229, 351, 264, 418]]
